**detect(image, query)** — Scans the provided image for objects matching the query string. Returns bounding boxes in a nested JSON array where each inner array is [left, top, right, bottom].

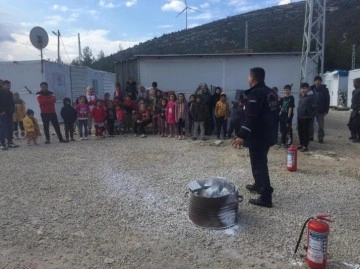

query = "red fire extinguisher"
[[287, 144, 297, 171], [294, 214, 332, 269]]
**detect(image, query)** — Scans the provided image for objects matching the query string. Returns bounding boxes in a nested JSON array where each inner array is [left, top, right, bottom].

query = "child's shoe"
[[1, 144, 8, 150]]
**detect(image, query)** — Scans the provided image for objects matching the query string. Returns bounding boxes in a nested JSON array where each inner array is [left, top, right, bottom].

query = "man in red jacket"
[[36, 82, 67, 144]]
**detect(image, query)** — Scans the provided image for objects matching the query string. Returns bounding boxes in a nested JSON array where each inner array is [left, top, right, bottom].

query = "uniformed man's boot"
[[349, 131, 357, 140], [245, 184, 261, 194], [249, 193, 272, 208]]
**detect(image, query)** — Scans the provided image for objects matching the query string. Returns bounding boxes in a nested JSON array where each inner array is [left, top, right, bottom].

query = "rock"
[[72, 231, 85, 237], [63, 196, 73, 202], [214, 140, 223, 146], [326, 151, 337, 157], [104, 257, 115, 264], [36, 226, 45, 235]]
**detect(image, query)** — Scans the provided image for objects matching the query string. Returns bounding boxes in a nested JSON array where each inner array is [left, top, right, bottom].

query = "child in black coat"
[[227, 99, 245, 139], [60, 98, 77, 141], [106, 101, 116, 137]]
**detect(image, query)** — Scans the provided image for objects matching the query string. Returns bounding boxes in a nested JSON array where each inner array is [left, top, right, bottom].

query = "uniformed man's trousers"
[[248, 146, 273, 199]]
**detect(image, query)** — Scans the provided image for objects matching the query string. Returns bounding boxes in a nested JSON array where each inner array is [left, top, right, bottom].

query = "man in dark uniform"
[[348, 78, 360, 142], [232, 67, 279, 208]]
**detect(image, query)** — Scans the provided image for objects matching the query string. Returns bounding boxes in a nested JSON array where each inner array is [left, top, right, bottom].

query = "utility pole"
[[300, 0, 326, 83], [351, 44, 356, 70], [245, 20, 248, 53], [52, 30, 61, 63], [78, 33, 82, 65]]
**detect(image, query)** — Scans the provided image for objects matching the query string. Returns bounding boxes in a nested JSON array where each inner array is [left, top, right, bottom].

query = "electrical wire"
[[60, 36, 71, 63]]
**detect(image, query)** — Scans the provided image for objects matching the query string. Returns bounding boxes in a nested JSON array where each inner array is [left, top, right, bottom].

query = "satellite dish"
[[29, 26, 49, 75], [29, 26, 49, 50]]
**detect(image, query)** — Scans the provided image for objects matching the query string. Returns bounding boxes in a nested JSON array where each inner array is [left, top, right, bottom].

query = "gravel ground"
[[0, 110, 359, 269]]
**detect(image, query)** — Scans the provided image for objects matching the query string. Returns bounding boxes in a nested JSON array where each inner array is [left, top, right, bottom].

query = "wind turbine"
[[176, 0, 199, 30]]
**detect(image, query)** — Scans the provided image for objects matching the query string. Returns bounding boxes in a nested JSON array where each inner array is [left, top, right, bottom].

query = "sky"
[[0, 0, 302, 63]]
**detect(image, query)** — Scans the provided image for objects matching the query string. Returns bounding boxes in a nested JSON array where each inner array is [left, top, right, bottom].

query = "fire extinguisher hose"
[[294, 217, 314, 255]]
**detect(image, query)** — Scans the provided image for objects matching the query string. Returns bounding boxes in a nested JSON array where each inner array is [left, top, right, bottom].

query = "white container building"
[[323, 70, 349, 108], [115, 52, 316, 123], [347, 69, 360, 108], [115, 53, 317, 100], [0, 60, 115, 122]]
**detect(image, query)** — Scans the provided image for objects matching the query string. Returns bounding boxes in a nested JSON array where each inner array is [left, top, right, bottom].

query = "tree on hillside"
[[82, 46, 95, 67], [71, 57, 82, 66], [97, 50, 105, 60]]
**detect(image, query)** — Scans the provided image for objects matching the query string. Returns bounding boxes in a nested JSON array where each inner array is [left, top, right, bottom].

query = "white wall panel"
[[138, 54, 306, 100], [139, 58, 224, 94], [43, 62, 71, 119], [0, 61, 47, 123], [137, 54, 315, 122], [102, 72, 116, 96], [1, 61, 115, 124]]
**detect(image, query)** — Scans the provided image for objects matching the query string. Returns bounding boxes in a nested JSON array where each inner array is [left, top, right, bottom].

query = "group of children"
[[276, 82, 319, 152], [49, 83, 250, 141], [9, 81, 249, 145], [9, 79, 320, 151]]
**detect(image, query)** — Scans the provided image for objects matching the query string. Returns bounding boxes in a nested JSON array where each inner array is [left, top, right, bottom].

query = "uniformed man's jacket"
[[350, 88, 360, 111], [236, 82, 279, 148]]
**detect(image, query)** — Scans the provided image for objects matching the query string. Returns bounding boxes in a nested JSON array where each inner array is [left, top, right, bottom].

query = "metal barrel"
[[188, 189, 240, 229]]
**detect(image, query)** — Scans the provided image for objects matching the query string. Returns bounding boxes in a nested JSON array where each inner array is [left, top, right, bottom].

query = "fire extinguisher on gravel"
[[294, 214, 332, 269], [287, 144, 297, 171]]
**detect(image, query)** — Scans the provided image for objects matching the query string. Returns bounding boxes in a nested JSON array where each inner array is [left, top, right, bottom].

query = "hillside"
[[91, 0, 360, 72]]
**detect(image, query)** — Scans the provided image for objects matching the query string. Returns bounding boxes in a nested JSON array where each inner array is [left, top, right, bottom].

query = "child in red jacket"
[[91, 100, 107, 138], [115, 104, 125, 135]]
